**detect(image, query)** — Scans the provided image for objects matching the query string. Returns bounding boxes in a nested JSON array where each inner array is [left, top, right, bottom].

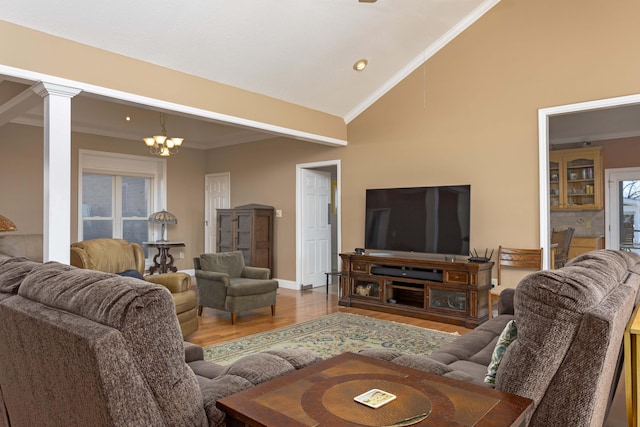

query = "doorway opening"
[[605, 168, 640, 254], [204, 172, 231, 253], [296, 160, 341, 291], [538, 94, 640, 268]]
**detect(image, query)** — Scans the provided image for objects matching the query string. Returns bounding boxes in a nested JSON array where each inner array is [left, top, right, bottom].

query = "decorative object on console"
[[0, 214, 17, 232], [148, 209, 177, 242], [468, 248, 494, 263], [143, 112, 183, 157]]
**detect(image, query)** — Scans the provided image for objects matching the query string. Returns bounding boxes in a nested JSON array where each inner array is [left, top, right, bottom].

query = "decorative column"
[[33, 82, 81, 264]]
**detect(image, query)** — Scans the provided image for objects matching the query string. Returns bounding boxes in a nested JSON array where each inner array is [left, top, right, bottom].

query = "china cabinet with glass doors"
[[549, 147, 603, 210]]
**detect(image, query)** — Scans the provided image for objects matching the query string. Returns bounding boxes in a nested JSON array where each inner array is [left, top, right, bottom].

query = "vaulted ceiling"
[[1, 0, 639, 149]]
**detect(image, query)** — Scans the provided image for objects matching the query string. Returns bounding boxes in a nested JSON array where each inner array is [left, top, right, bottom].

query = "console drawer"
[[351, 262, 369, 273], [445, 271, 469, 284]]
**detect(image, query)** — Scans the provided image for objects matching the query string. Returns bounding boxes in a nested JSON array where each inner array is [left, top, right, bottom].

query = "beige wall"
[[205, 0, 640, 282], [2, 0, 640, 282], [0, 123, 205, 271], [0, 124, 43, 233]]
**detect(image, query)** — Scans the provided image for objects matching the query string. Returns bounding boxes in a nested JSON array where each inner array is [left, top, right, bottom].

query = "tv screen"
[[365, 185, 470, 256]]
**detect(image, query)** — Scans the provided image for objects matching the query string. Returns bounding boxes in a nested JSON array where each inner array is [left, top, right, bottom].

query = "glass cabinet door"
[[429, 288, 467, 312], [550, 159, 561, 208], [565, 156, 596, 208]]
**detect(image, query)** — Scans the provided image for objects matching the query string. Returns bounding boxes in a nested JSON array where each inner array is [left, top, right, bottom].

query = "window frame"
[[78, 150, 167, 261]]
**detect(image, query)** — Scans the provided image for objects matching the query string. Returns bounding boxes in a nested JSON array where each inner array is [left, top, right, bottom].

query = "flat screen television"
[[364, 185, 471, 256]]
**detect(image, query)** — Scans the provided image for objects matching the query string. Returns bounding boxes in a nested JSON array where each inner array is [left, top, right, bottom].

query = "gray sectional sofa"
[[0, 256, 320, 427], [1, 249, 637, 426], [361, 249, 640, 426]]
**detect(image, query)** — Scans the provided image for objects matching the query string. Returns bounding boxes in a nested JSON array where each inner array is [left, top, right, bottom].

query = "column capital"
[[32, 82, 81, 99]]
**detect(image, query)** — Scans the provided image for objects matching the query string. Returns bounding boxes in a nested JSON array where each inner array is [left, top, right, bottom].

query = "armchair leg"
[[231, 313, 237, 325], [198, 305, 203, 316], [271, 305, 276, 317]]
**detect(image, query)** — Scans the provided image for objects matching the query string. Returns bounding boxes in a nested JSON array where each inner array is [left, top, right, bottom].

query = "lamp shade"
[[0, 215, 17, 232], [148, 210, 178, 225], [148, 210, 177, 242]]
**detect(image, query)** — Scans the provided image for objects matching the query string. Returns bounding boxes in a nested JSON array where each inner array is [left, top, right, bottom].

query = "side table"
[[143, 241, 185, 274]]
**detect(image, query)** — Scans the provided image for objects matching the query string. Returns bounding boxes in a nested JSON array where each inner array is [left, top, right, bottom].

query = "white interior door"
[[204, 173, 230, 253], [302, 169, 331, 287], [606, 167, 640, 253]]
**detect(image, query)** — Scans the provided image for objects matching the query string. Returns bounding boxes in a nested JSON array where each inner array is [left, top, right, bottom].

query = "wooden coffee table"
[[217, 352, 533, 427]]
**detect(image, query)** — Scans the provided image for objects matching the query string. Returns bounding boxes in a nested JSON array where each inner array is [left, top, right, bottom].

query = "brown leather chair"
[[70, 238, 198, 337]]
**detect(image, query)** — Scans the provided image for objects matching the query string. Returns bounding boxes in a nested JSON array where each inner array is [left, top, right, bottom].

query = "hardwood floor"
[[185, 284, 471, 347]]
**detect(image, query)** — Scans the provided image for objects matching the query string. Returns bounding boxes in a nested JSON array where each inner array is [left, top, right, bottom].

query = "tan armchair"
[[70, 238, 198, 337]]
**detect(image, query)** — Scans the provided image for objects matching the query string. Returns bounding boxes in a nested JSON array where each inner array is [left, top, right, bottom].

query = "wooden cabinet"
[[568, 236, 604, 259], [339, 253, 493, 328], [216, 204, 274, 272], [550, 147, 603, 210]]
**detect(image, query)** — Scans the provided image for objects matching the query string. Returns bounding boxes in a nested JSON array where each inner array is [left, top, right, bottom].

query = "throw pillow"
[[484, 319, 517, 385], [116, 269, 145, 280]]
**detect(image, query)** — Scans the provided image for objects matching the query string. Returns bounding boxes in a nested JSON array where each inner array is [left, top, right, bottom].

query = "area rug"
[[203, 312, 459, 365]]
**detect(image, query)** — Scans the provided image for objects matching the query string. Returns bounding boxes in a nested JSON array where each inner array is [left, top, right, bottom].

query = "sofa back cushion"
[[496, 250, 640, 427], [0, 234, 43, 263], [0, 256, 40, 295], [200, 251, 245, 278], [14, 262, 207, 426], [0, 294, 165, 426]]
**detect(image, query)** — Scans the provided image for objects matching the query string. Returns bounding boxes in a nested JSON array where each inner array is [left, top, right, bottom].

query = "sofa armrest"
[[145, 272, 191, 293], [242, 266, 271, 280], [498, 288, 515, 315], [184, 342, 204, 362], [195, 270, 230, 285]]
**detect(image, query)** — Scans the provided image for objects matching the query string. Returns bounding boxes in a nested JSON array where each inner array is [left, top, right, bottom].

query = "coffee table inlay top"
[[216, 352, 533, 427]]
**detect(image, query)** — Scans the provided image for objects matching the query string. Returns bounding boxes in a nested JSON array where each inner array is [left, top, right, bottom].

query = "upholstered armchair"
[[194, 251, 278, 324], [70, 238, 199, 337]]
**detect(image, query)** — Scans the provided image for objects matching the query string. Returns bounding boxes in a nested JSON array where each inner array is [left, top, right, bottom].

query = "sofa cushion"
[[200, 252, 245, 278], [227, 278, 278, 296], [484, 319, 517, 385], [0, 256, 40, 295]]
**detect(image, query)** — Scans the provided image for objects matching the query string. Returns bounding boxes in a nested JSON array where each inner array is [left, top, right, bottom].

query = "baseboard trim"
[[277, 279, 299, 290]]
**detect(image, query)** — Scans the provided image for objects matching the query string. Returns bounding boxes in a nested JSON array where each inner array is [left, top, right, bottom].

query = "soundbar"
[[370, 266, 443, 282]]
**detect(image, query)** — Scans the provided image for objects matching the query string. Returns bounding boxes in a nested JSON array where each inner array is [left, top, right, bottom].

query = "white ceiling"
[[1, 0, 639, 149]]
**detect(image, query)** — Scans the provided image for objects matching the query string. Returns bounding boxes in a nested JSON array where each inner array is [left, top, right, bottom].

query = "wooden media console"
[[339, 253, 493, 328]]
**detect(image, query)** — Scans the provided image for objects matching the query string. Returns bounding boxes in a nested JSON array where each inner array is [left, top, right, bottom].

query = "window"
[[82, 173, 152, 252], [79, 150, 167, 260]]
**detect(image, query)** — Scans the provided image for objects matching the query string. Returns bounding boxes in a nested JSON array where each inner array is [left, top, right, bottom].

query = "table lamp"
[[148, 210, 177, 242], [0, 215, 17, 232]]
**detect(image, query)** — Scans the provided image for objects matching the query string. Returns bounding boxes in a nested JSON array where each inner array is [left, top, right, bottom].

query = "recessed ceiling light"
[[125, 116, 131, 121], [353, 59, 368, 71]]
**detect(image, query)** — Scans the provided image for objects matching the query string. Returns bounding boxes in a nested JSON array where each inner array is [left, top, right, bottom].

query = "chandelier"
[[143, 113, 183, 157]]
